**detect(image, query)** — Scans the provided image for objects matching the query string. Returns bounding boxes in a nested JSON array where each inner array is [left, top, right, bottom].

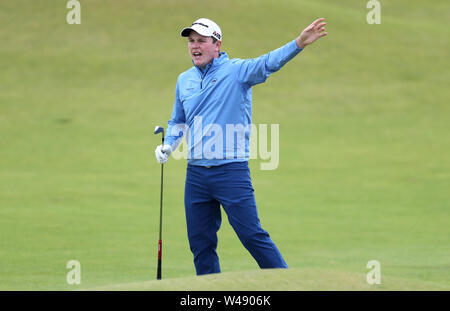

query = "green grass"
[[0, 0, 449, 290], [86, 268, 449, 291]]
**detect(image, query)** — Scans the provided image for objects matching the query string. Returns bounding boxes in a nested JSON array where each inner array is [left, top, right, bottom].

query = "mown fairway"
[[0, 0, 448, 290]]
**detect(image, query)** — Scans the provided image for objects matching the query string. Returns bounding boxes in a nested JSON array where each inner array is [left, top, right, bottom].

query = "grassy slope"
[[88, 268, 449, 291], [0, 0, 448, 290]]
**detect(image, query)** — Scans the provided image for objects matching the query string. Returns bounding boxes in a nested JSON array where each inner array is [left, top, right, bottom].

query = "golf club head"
[[154, 126, 164, 136]]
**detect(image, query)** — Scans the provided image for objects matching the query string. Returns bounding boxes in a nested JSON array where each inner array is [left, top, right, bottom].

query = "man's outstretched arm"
[[296, 18, 328, 49], [236, 18, 328, 86]]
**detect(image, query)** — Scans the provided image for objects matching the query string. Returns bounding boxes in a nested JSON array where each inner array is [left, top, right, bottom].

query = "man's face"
[[188, 31, 221, 68]]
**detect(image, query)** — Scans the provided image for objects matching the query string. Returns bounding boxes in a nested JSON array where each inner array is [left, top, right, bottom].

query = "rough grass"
[[86, 268, 449, 291]]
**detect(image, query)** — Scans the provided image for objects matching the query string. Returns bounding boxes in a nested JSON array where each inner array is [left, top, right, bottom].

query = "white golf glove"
[[155, 144, 172, 164]]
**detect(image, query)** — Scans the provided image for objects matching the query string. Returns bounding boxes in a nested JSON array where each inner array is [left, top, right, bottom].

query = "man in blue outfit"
[[155, 18, 327, 275]]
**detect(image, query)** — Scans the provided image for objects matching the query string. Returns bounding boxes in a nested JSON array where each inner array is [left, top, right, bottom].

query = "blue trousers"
[[185, 161, 288, 275]]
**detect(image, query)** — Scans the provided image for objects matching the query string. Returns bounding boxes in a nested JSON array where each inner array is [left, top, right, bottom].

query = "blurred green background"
[[0, 0, 448, 290]]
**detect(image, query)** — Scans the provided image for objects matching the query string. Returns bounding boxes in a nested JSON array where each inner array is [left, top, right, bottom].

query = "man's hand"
[[296, 18, 328, 49], [155, 144, 172, 164]]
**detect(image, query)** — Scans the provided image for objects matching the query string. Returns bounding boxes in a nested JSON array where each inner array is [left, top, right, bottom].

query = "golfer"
[[155, 18, 327, 275]]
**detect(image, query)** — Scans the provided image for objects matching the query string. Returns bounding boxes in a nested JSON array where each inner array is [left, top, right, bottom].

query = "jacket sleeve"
[[236, 39, 303, 86], [164, 78, 187, 150]]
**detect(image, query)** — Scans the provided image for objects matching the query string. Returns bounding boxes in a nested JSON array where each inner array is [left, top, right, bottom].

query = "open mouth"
[[192, 52, 202, 59]]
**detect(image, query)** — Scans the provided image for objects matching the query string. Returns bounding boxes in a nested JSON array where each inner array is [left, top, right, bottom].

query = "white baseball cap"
[[180, 18, 222, 41]]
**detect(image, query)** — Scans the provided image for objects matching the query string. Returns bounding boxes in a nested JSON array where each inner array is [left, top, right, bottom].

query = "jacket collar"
[[194, 52, 228, 74]]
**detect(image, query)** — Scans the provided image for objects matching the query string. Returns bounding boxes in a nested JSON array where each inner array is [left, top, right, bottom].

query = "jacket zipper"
[[200, 65, 212, 89]]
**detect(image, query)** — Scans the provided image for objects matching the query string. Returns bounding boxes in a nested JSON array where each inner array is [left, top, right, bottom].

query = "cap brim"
[[180, 27, 193, 37], [180, 25, 211, 38]]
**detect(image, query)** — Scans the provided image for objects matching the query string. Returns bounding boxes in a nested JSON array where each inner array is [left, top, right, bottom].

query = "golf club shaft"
[[157, 135, 164, 280], [157, 238, 162, 280]]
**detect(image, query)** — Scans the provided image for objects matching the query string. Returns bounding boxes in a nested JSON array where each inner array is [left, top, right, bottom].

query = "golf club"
[[154, 125, 165, 280]]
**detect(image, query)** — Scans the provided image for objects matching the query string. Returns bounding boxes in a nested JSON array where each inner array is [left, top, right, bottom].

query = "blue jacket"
[[165, 39, 303, 166]]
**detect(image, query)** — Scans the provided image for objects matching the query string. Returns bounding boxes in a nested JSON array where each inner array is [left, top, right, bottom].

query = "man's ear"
[[216, 40, 222, 53]]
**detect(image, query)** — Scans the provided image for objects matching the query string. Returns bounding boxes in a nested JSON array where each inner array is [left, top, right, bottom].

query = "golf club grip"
[[157, 239, 162, 280]]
